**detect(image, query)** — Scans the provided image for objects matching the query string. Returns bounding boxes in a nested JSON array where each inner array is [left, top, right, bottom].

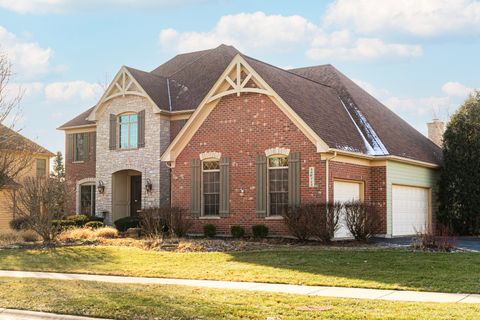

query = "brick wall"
[[65, 153, 96, 214]]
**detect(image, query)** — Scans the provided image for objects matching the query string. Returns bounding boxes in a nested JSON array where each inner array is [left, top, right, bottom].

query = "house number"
[[308, 167, 315, 187]]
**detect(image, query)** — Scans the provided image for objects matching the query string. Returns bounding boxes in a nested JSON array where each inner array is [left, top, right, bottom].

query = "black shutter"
[[109, 114, 117, 150], [138, 110, 145, 148]]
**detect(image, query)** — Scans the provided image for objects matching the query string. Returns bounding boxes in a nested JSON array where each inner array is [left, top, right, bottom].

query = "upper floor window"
[[202, 160, 220, 216], [268, 156, 288, 216], [36, 159, 47, 178], [74, 133, 87, 161], [119, 113, 138, 149]]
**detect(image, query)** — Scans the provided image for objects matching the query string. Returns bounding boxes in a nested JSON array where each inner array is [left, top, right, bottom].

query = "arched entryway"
[[112, 169, 142, 222]]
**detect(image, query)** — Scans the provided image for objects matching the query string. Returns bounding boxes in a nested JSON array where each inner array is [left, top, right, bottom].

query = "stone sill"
[[265, 215, 284, 220], [199, 216, 221, 220]]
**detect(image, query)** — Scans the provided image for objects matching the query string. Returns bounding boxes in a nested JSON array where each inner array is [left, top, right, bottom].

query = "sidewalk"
[[0, 270, 479, 304], [0, 308, 110, 320]]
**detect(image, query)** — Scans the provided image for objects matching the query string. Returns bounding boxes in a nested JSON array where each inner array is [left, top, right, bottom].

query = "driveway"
[[373, 236, 480, 252]]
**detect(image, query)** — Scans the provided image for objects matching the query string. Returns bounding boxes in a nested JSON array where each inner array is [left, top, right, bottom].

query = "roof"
[[0, 124, 53, 156], [61, 44, 441, 165], [58, 106, 96, 129], [289, 65, 442, 164]]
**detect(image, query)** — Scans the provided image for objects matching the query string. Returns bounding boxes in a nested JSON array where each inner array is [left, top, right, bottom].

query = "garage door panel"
[[392, 185, 429, 236], [334, 181, 361, 239]]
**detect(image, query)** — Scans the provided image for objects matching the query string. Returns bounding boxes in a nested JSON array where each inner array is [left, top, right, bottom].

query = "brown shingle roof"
[[289, 65, 442, 164], [0, 124, 53, 156], [58, 106, 96, 129], [61, 45, 441, 165]]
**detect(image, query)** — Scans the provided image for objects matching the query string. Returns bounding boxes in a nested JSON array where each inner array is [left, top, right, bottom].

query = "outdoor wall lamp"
[[97, 180, 105, 194], [145, 178, 153, 193]]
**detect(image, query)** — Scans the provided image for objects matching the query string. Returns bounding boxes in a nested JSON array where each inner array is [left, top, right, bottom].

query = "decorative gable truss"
[[161, 54, 330, 165], [87, 67, 159, 121], [207, 59, 272, 103]]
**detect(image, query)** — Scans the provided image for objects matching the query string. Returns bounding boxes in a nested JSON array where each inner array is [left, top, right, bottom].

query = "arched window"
[[202, 160, 220, 216], [118, 113, 138, 149], [268, 156, 289, 216]]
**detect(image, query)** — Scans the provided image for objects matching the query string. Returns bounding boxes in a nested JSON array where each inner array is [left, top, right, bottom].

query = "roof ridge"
[[241, 54, 334, 89], [164, 47, 219, 78], [125, 66, 168, 80]]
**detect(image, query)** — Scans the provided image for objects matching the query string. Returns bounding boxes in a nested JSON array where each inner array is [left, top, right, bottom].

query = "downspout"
[[325, 151, 337, 203]]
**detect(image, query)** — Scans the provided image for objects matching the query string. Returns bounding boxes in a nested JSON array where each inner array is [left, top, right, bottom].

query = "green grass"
[[0, 246, 479, 293], [0, 277, 479, 320]]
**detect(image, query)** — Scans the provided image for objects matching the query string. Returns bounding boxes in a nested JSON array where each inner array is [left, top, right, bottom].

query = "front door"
[[130, 175, 142, 216]]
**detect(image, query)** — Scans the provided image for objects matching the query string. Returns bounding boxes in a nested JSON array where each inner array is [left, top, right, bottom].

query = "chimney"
[[427, 118, 445, 147]]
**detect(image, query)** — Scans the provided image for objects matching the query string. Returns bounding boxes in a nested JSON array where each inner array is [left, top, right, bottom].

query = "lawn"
[[0, 246, 479, 293], [0, 277, 479, 320]]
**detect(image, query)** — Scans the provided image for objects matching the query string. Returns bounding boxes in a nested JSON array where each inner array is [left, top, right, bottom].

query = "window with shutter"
[[202, 160, 220, 216], [268, 156, 289, 216], [73, 133, 87, 162]]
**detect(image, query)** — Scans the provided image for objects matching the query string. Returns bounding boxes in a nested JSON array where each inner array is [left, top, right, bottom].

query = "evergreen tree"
[[51, 151, 65, 180], [438, 91, 480, 234]]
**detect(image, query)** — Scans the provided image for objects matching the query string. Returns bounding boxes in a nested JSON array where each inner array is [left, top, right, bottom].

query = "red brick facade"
[[171, 92, 388, 236]]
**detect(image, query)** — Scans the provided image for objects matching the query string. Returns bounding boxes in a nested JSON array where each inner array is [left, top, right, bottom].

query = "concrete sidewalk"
[[1, 270, 479, 304], [0, 308, 110, 320]]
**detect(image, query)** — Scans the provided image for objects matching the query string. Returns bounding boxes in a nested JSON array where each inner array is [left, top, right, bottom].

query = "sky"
[[1, 0, 479, 155]]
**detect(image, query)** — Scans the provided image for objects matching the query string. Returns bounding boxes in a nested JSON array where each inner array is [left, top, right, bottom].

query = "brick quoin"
[[171, 92, 387, 236]]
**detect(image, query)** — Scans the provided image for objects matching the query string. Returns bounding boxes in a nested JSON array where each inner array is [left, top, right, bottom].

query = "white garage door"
[[392, 185, 429, 236], [334, 181, 361, 238]]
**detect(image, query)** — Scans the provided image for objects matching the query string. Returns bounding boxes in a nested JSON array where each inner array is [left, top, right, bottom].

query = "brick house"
[[59, 44, 442, 237]]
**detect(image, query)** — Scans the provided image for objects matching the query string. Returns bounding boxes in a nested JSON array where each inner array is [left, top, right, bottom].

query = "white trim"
[[199, 151, 221, 161], [265, 147, 290, 157], [76, 178, 96, 215]]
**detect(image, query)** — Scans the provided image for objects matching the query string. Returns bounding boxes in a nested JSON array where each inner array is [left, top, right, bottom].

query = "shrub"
[[87, 216, 104, 223], [230, 225, 245, 238], [20, 230, 39, 242], [0, 231, 21, 245], [203, 224, 217, 238], [413, 224, 456, 252], [93, 227, 118, 239], [52, 219, 76, 229], [283, 203, 342, 242], [140, 207, 191, 238], [114, 216, 141, 232], [85, 221, 104, 229], [65, 214, 89, 226], [343, 200, 381, 241], [9, 216, 30, 231], [58, 228, 94, 241], [252, 224, 269, 238]]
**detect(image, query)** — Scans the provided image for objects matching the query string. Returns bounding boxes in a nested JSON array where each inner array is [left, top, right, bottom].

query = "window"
[[74, 133, 87, 161], [36, 159, 47, 178], [80, 184, 96, 216], [119, 113, 138, 149], [202, 160, 220, 216], [268, 156, 288, 216]]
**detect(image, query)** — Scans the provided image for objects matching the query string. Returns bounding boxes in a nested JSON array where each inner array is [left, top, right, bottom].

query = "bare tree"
[[0, 51, 37, 189], [10, 177, 65, 243]]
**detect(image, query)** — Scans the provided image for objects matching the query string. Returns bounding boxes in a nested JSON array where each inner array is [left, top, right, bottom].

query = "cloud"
[[0, 26, 53, 78], [307, 37, 421, 60], [44, 81, 102, 101], [0, 0, 208, 14], [324, 0, 480, 37], [160, 12, 320, 53], [159, 12, 422, 60], [441, 81, 474, 97]]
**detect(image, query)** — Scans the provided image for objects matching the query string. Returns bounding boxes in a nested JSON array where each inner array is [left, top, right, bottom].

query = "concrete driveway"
[[372, 236, 480, 252]]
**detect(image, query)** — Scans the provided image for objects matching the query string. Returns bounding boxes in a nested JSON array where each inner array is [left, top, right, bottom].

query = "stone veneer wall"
[[96, 95, 166, 224]]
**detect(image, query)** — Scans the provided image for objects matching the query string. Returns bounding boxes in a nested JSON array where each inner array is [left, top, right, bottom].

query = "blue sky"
[[1, 0, 479, 154]]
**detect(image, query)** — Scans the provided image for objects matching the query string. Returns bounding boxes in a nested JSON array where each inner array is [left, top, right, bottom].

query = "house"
[[0, 125, 53, 231], [59, 44, 442, 238]]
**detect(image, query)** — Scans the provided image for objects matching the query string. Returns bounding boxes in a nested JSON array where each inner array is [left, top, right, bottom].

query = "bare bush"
[[343, 200, 381, 241], [140, 207, 191, 238], [10, 177, 65, 243], [283, 203, 342, 242], [413, 224, 456, 252]]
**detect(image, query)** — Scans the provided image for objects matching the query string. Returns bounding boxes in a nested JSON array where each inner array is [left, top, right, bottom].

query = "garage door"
[[392, 185, 429, 236], [334, 181, 361, 238]]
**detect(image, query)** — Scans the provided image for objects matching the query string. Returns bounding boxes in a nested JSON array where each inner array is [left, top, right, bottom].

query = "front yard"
[[1, 277, 479, 320], [0, 245, 479, 293]]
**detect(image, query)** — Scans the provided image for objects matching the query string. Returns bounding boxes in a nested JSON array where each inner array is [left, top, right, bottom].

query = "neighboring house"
[[0, 125, 53, 231], [59, 44, 443, 238]]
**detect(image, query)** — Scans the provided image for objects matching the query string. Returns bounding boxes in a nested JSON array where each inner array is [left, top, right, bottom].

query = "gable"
[[160, 55, 329, 164], [87, 67, 161, 121]]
